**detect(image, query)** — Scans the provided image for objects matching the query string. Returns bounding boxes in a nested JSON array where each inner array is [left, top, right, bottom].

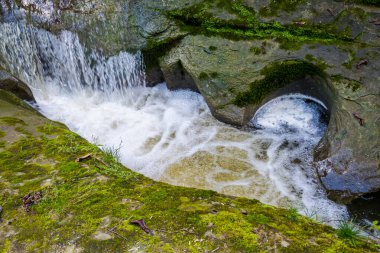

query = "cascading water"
[[0, 23, 348, 224], [0, 23, 145, 99]]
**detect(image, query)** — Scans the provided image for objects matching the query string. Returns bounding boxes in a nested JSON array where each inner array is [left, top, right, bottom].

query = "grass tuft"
[[102, 144, 122, 162], [287, 207, 300, 222], [336, 221, 362, 246]]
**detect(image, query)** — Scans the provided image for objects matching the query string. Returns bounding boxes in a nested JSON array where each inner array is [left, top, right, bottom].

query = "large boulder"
[[158, 34, 380, 203], [157, 0, 380, 203]]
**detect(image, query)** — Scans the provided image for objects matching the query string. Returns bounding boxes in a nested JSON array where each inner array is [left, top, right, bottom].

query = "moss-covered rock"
[[157, 0, 380, 203], [0, 70, 34, 101], [0, 89, 378, 252], [1, 0, 380, 209]]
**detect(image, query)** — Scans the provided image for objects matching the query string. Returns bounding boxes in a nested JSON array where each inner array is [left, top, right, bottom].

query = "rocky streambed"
[[0, 0, 380, 251]]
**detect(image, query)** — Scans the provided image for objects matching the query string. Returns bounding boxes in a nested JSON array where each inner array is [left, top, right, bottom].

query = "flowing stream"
[[0, 23, 348, 224]]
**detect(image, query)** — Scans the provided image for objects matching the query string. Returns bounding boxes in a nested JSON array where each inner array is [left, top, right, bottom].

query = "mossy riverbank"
[[0, 91, 379, 252]]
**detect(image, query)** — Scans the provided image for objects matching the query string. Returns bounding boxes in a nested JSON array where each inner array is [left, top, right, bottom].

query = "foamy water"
[[0, 23, 348, 224], [35, 84, 348, 224]]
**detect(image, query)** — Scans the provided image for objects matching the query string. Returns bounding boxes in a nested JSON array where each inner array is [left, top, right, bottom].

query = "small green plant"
[[102, 144, 121, 162], [371, 220, 380, 235], [287, 207, 299, 221], [248, 213, 270, 225], [336, 221, 361, 246], [303, 207, 320, 221]]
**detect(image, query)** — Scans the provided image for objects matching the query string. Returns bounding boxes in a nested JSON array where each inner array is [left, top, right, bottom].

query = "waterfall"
[[0, 22, 348, 225], [0, 22, 145, 100]]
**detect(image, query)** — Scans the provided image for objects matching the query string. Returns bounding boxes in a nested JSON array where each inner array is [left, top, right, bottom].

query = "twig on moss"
[[75, 153, 93, 162], [107, 228, 129, 241], [95, 157, 110, 167], [75, 153, 110, 167], [130, 219, 154, 235]]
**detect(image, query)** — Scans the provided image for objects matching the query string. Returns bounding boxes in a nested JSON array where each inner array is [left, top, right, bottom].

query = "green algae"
[[0, 89, 35, 111], [304, 54, 330, 70], [331, 75, 362, 92], [0, 90, 378, 252], [234, 60, 324, 107], [337, 7, 368, 22], [165, 1, 354, 48], [0, 117, 27, 126]]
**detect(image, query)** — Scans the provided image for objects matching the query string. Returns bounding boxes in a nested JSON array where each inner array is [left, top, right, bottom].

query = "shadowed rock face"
[[0, 71, 34, 101], [1, 0, 379, 203]]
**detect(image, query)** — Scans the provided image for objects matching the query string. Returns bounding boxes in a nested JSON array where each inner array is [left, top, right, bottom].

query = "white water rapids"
[[0, 23, 348, 224]]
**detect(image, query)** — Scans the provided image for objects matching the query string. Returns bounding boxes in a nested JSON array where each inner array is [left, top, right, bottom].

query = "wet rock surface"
[[0, 0, 379, 202], [0, 71, 34, 101]]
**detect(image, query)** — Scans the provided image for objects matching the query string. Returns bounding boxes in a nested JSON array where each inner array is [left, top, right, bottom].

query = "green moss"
[[0, 92, 378, 252], [247, 213, 271, 225], [250, 46, 262, 55], [337, 7, 368, 21], [1, 240, 11, 253], [305, 54, 316, 62], [200, 211, 258, 251], [15, 126, 32, 135], [0, 130, 5, 138], [0, 117, 27, 126], [234, 60, 324, 107], [342, 50, 357, 69], [331, 75, 362, 92], [164, 0, 354, 51], [304, 54, 330, 70], [179, 200, 212, 212]]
